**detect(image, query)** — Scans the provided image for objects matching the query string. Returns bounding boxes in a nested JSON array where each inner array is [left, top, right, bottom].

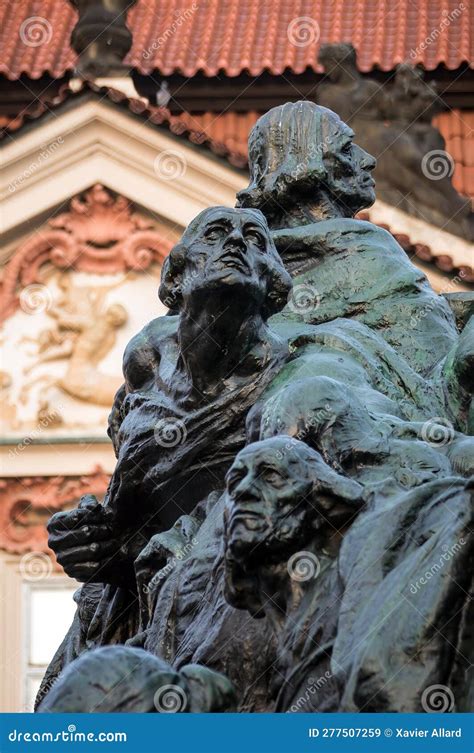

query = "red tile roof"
[[433, 109, 474, 205], [1, 0, 472, 80], [172, 110, 257, 161], [1, 86, 471, 281], [2, 84, 473, 203], [0, 83, 250, 167]]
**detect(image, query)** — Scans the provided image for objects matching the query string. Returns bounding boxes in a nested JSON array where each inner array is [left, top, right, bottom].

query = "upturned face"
[[323, 124, 376, 214], [225, 441, 312, 564], [180, 208, 276, 307]]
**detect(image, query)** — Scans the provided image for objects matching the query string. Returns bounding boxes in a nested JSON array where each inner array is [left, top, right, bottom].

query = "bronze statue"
[[237, 100, 459, 378], [41, 103, 473, 713]]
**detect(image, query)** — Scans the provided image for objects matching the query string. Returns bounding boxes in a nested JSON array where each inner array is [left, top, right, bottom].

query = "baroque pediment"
[[1, 185, 173, 321], [0, 186, 173, 438]]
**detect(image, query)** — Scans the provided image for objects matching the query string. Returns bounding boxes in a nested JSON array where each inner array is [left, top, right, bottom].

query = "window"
[[23, 578, 78, 711]]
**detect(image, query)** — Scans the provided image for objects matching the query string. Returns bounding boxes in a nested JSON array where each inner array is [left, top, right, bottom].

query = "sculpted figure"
[[223, 435, 473, 712], [223, 437, 364, 710], [38, 646, 235, 713], [41, 206, 292, 705], [222, 437, 345, 710], [317, 43, 382, 125], [223, 437, 363, 580], [380, 64, 441, 142], [21, 279, 128, 406], [318, 45, 440, 143], [317, 45, 473, 241], [237, 100, 459, 378], [41, 103, 473, 714]]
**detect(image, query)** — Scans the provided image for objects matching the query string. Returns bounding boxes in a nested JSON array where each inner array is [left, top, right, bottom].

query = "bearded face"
[[224, 436, 365, 567], [223, 437, 365, 615], [224, 439, 314, 566]]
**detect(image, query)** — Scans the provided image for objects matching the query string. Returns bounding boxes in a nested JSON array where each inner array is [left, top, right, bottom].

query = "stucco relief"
[[0, 186, 174, 437], [1, 185, 173, 321], [0, 468, 110, 554], [20, 274, 128, 409]]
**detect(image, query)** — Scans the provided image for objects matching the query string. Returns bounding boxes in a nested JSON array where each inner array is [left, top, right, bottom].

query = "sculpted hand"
[[47, 495, 128, 586]]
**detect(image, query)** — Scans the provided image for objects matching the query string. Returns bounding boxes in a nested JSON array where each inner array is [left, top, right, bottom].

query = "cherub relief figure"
[[21, 275, 95, 362], [21, 275, 128, 407], [42, 104, 473, 713]]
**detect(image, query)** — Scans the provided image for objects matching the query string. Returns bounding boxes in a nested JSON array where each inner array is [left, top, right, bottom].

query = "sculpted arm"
[[47, 495, 144, 588], [48, 308, 89, 331]]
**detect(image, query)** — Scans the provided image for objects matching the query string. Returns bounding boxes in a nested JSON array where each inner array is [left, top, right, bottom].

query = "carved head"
[[105, 303, 128, 328], [37, 646, 236, 713], [390, 64, 438, 122], [318, 43, 357, 83], [237, 101, 376, 221], [159, 206, 291, 318], [224, 436, 363, 567]]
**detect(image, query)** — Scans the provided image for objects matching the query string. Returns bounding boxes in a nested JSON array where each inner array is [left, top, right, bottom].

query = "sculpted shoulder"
[[122, 314, 178, 391], [308, 217, 424, 269], [335, 218, 418, 263], [324, 216, 397, 243], [272, 218, 428, 291]]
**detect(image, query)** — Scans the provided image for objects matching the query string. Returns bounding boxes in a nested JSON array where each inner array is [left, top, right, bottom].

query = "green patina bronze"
[[39, 103, 473, 714]]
